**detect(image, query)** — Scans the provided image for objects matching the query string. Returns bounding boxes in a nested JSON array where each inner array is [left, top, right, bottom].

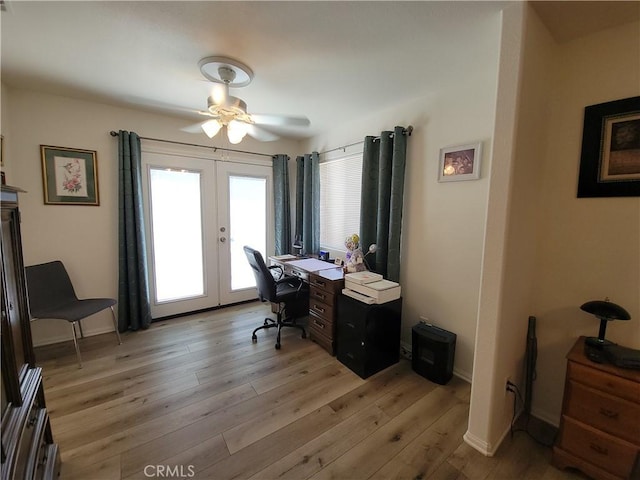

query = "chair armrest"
[[268, 265, 284, 279], [275, 275, 306, 294]]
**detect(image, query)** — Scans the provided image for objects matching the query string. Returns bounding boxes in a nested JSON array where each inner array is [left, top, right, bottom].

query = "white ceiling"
[[2, 1, 637, 141]]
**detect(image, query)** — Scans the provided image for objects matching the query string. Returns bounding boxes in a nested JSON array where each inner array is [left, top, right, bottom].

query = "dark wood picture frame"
[[577, 96, 640, 197]]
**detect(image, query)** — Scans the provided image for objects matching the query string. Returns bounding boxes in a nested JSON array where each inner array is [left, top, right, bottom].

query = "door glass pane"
[[149, 168, 204, 302], [229, 175, 266, 290]]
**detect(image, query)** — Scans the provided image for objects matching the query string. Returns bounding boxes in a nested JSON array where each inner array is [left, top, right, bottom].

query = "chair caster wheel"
[[252, 335, 257, 343], [275, 343, 281, 350], [264, 319, 269, 326]]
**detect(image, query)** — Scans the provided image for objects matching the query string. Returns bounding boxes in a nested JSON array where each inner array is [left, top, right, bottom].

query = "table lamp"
[[580, 298, 631, 362], [363, 244, 377, 271]]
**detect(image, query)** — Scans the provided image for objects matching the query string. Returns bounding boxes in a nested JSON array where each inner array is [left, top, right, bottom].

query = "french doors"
[[141, 144, 273, 318]]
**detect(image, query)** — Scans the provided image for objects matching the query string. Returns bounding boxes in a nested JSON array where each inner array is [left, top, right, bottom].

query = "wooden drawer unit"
[[307, 269, 343, 355], [559, 417, 638, 479], [553, 337, 640, 480]]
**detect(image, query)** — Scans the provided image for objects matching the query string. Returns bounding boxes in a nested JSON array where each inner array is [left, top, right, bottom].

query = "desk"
[[269, 256, 344, 355]]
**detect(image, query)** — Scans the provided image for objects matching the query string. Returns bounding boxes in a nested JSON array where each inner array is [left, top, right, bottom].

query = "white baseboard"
[[530, 407, 560, 427], [463, 430, 494, 457]]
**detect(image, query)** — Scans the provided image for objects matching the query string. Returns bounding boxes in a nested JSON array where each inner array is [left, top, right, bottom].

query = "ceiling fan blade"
[[250, 114, 310, 127], [246, 124, 280, 142], [181, 122, 206, 134]]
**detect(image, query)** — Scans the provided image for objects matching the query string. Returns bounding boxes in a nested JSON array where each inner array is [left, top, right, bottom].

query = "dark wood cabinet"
[[1, 185, 60, 480], [308, 269, 344, 355], [336, 295, 402, 379], [553, 337, 640, 480]]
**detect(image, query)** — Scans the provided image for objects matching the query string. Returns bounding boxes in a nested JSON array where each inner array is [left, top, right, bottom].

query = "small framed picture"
[[577, 96, 640, 197], [40, 145, 100, 205], [438, 142, 482, 182]]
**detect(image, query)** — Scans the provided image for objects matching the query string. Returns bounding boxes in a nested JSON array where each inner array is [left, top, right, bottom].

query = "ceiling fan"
[[183, 56, 310, 144]]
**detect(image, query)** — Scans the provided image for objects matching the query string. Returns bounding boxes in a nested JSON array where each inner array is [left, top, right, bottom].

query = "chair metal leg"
[[71, 322, 83, 369], [110, 306, 123, 345], [78, 319, 84, 338]]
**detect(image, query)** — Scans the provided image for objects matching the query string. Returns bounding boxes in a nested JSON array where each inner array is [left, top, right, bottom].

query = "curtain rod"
[[109, 131, 274, 158], [318, 125, 413, 156]]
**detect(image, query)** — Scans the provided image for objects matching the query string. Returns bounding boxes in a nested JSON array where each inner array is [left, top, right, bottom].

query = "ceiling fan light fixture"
[[201, 119, 222, 138], [227, 120, 249, 144]]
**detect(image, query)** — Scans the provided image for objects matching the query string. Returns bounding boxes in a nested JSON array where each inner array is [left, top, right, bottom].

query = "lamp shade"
[[580, 300, 631, 320], [227, 120, 249, 144], [201, 119, 222, 138]]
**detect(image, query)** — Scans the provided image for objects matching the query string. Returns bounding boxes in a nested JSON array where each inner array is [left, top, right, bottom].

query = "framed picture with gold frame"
[[40, 145, 100, 205]]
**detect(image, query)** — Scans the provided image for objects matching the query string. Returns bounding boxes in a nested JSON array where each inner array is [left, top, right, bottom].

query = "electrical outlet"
[[505, 378, 518, 395]]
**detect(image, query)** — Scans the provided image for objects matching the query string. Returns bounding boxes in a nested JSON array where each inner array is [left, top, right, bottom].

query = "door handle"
[[220, 237, 227, 243]]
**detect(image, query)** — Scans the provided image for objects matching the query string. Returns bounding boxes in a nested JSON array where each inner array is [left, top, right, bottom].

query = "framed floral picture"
[[438, 142, 482, 182], [40, 145, 100, 205]]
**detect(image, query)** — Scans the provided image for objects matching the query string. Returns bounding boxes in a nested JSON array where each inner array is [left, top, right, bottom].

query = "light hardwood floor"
[[34, 302, 587, 480]]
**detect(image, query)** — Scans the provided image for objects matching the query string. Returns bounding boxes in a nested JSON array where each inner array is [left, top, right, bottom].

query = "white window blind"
[[319, 152, 363, 250]]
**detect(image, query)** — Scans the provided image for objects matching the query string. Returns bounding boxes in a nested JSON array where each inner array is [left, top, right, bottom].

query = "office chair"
[[243, 246, 308, 349], [25, 260, 122, 368]]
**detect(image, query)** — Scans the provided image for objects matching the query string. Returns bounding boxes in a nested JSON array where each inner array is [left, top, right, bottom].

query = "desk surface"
[[269, 256, 344, 280], [287, 258, 337, 272]]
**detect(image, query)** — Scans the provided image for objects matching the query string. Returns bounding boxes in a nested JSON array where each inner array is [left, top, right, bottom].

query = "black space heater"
[[412, 322, 456, 385]]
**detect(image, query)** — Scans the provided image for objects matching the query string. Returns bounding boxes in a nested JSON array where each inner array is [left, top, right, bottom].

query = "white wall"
[[531, 19, 640, 424], [5, 86, 302, 345], [305, 18, 501, 381], [1, 83, 10, 180], [466, 3, 527, 455], [467, 5, 639, 455]]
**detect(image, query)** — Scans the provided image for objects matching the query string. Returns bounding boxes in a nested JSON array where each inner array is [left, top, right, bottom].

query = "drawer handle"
[[313, 319, 325, 329], [589, 443, 608, 455], [347, 353, 354, 359], [316, 280, 326, 287], [314, 292, 327, 300], [598, 408, 619, 419], [313, 304, 325, 314], [346, 322, 355, 329]]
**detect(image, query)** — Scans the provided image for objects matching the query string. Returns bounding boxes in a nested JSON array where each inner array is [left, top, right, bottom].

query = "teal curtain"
[[117, 130, 152, 331], [295, 152, 320, 255], [360, 126, 408, 282], [273, 154, 291, 255]]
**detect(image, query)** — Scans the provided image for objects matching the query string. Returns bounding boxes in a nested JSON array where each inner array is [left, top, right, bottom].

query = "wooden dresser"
[[1, 186, 60, 479], [553, 337, 640, 480], [307, 268, 344, 355]]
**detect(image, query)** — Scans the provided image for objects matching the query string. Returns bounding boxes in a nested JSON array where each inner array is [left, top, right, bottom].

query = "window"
[[319, 152, 363, 251]]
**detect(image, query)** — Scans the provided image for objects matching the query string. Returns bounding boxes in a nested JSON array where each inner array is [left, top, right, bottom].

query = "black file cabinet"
[[336, 294, 402, 379]]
